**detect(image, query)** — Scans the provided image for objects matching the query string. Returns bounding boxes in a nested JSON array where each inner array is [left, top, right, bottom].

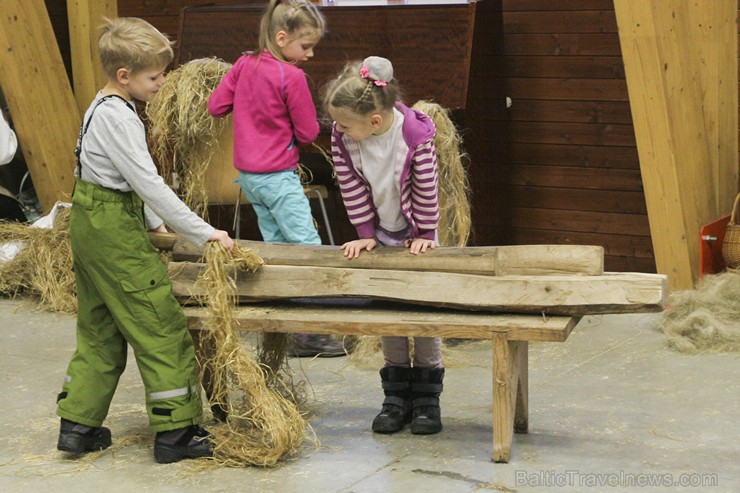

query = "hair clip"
[[360, 56, 393, 87]]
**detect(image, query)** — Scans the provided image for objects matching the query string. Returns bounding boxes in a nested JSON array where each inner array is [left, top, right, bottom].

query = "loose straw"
[[661, 270, 740, 353], [146, 58, 232, 219], [411, 100, 471, 248], [0, 207, 76, 313], [194, 243, 311, 466]]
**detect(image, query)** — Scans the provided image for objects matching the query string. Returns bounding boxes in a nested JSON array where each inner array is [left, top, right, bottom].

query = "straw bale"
[[146, 58, 232, 219], [661, 270, 740, 353], [412, 100, 471, 247]]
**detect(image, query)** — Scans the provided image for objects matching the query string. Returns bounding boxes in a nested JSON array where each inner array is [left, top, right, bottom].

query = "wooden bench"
[[185, 299, 581, 463]]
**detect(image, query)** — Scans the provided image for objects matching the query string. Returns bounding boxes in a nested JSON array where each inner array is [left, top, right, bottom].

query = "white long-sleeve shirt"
[[0, 113, 17, 165], [76, 92, 214, 246]]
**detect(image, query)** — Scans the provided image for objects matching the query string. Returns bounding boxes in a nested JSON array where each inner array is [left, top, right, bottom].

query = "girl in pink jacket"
[[208, 0, 324, 246], [209, 1, 347, 358]]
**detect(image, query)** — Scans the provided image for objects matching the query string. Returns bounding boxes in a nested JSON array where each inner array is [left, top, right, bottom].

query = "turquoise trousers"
[[56, 180, 203, 432], [236, 169, 320, 245]]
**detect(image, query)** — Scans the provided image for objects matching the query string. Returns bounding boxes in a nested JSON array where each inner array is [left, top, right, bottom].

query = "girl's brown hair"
[[258, 0, 326, 61]]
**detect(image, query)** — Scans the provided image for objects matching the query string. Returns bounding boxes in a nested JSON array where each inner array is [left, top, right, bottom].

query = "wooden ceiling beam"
[[614, 0, 738, 289]]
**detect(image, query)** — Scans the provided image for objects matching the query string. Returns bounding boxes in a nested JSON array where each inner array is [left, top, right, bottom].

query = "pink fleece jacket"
[[208, 51, 319, 173]]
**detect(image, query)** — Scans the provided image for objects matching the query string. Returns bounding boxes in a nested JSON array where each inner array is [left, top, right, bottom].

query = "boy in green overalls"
[[55, 17, 234, 464]]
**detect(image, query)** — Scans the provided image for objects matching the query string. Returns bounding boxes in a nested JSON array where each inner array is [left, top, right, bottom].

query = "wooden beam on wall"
[[66, 0, 118, 116], [0, 0, 79, 212], [614, 0, 738, 290]]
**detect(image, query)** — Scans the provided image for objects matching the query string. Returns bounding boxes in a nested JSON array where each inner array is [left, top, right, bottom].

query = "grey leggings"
[[381, 336, 443, 368], [376, 226, 443, 369]]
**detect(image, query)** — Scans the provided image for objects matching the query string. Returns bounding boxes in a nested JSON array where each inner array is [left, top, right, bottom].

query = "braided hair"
[[322, 57, 402, 116]]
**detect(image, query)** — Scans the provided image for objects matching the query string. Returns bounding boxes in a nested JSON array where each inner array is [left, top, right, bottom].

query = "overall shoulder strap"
[[75, 94, 135, 172]]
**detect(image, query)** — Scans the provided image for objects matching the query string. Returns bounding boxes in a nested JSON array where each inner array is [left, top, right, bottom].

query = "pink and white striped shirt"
[[331, 102, 440, 241]]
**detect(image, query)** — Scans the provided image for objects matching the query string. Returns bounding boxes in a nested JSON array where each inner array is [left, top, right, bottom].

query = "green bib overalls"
[[56, 179, 203, 432]]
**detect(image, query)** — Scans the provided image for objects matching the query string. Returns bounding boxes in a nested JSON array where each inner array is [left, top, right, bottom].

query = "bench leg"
[[190, 328, 229, 421], [515, 341, 529, 434], [492, 334, 527, 463]]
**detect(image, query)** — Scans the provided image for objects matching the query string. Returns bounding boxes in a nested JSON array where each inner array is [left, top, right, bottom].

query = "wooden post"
[[492, 334, 526, 463], [66, 0, 118, 116], [614, 0, 738, 290], [514, 341, 529, 435], [0, 0, 80, 213]]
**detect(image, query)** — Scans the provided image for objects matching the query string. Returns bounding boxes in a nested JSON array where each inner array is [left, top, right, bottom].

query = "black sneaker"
[[288, 333, 348, 358], [57, 418, 112, 453], [154, 425, 213, 464]]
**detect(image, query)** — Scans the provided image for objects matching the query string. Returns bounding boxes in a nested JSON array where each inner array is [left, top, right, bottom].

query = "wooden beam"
[[169, 262, 668, 316], [184, 304, 579, 343], [66, 0, 118, 116], [0, 0, 79, 212], [169, 237, 605, 276], [614, 0, 738, 289]]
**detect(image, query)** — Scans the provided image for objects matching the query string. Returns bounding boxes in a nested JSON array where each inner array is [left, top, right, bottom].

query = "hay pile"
[[412, 100, 471, 248], [194, 243, 310, 466], [661, 270, 740, 353], [146, 58, 232, 218], [0, 206, 76, 313]]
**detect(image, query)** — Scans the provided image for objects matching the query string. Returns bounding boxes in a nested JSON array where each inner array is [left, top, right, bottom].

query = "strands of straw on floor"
[[412, 100, 471, 248], [194, 243, 309, 466], [146, 58, 232, 219], [0, 208, 76, 313], [661, 270, 740, 353]]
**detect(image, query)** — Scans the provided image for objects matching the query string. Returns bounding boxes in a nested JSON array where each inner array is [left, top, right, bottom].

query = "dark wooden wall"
[[466, 0, 654, 272], [46, 1, 251, 81], [46, 0, 662, 271]]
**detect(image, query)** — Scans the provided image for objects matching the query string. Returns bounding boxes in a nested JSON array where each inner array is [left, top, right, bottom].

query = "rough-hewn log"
[[185, 303, 578, 342], [168, 262, 667, 316], [168, 237, 605, 276]]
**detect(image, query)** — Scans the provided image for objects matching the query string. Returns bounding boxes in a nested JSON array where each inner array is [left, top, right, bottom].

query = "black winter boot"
[[57, 418, 112, 453], [372, 366, 413, 434], [410, 367, 444, 435], [154, 425, 213, 464]]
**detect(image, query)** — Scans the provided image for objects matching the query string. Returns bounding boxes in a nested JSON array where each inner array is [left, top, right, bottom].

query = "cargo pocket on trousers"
[[119, 259, 185, 336]]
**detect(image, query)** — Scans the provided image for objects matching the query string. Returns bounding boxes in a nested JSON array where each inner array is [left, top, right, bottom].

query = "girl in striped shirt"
[[323, 56, 445, 435]]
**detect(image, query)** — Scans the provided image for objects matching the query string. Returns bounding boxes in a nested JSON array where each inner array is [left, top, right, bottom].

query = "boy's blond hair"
[[98, 17, 174, 79]]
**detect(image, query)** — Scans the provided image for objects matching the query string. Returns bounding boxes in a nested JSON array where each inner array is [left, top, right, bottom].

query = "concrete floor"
[[0, 297, 737, 493]]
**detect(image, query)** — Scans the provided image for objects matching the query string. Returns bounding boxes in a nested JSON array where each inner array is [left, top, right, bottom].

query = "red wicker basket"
[[722, 193, 740, 269]]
